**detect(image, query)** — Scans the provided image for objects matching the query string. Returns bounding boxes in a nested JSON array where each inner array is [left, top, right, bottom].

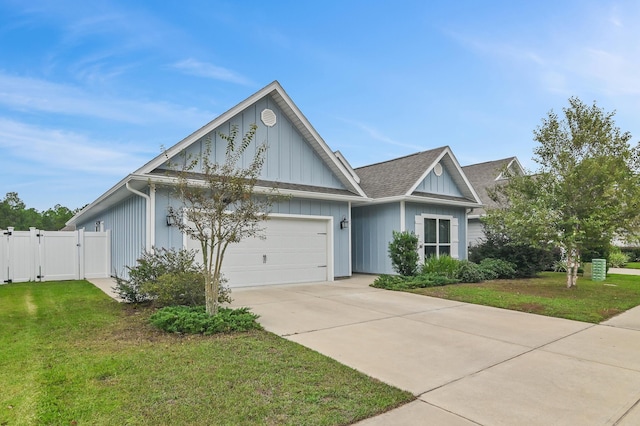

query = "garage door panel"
[[186, 216, 330, 287]]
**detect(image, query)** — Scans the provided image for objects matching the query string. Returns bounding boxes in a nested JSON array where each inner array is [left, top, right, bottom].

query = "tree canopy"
[[0, 192, 76, 231], [484, 97, 640, 288]]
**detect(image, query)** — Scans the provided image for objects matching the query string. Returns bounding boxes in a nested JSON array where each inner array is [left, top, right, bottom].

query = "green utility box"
[[592, 259, 606, 281]]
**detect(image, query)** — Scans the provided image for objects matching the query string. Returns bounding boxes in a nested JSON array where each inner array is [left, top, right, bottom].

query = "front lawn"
[[408, 272, 640, 323], [0, 281, 412, 425], [625, 262, 640, 269]]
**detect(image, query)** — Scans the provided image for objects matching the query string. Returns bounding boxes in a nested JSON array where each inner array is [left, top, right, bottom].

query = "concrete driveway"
[[231, 275, 640, 425]]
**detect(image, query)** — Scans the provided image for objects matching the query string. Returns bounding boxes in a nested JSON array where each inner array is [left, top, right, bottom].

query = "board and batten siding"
[[351, 203, 400, 275], [160, 95, 346, 191], [154, 190, 352, 278], [76, 194, 146, 279], [414, 166, 463, 197], [404, 202, 467, 260]]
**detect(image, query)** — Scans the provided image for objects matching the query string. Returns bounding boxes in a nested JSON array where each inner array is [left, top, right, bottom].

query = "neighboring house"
[[67, 81, 484, 286], [351, 148, 483, 275], [462, 157, 525, 247]]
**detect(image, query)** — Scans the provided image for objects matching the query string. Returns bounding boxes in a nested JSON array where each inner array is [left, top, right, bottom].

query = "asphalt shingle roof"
[[461, 157, 517, 215], [354, 147, 447, 199]]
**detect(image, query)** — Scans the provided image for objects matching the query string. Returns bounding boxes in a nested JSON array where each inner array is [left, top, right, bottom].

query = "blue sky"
[[1, 0, 639, 211]]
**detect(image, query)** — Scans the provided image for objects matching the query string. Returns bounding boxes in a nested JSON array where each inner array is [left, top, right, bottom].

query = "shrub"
[[469, 238, 555, 278], [608, 248, 629, 268], [149, 306, 262, 335], [421, 255, 460, 279], [455, 260, 484, 283], [113, 247, 231, 306], [141, 272, 205, 307], [371, 273, 458, 291], [388, 231, 420, 276], [478, 258, 517, 279]]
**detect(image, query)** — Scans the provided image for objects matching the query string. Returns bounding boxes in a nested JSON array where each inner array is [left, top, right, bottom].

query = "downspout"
[[125, 181, 155, 251]]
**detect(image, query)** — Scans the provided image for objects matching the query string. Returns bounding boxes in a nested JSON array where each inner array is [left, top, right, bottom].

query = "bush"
[[478, 258, 517, 279], [371, 273, 458, 291], [140, 272, 205, 307], [608, 248, 630, 268], [149, 306, 262, 335], [113, 247, 231, 306], [455, 261, 484, 283], [469, 238, 555, 278], [388, 231, 419, 276], [421, 255, 460, 279]]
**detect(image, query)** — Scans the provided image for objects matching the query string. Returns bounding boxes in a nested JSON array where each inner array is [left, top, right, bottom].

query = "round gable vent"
[[433, 162, 443, 176], [261, 108, 277, 127]]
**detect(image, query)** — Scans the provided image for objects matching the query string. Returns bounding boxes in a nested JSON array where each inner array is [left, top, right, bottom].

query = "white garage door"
[[185, 216, 331, 288]]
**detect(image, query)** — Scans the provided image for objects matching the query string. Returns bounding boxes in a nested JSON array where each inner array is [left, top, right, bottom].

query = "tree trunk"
[[204, 272, 218, 315], [566, 250, 579, 289]]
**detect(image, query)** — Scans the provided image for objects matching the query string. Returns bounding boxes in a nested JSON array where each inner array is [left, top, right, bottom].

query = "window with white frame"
[[424, 217, 451, 258]]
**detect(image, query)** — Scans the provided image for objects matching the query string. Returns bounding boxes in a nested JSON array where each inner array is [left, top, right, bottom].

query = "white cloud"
[[339, 118, 424, 151], [0, 72, 213, 126], [0, 118, 149, 175], [173, 58, 253, 86]]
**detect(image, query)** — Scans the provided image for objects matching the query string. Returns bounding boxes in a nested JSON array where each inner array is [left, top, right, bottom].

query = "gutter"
[[125, 181, 155, 251]]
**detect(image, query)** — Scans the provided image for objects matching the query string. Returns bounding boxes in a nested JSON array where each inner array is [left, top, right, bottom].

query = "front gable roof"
[[136, 81, 366, 198], [462, 157, 524, 215], [355, 147, 482, 206]]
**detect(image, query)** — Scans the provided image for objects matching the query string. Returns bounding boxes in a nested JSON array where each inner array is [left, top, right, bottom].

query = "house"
[[67, 81, 483, 286], [351, 148, 483, 275], [462, 157, 524, 247]]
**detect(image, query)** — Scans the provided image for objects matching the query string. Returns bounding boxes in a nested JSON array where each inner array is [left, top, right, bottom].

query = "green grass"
[[407, 272, 640, 323], [0, 281, 412, 425], [625, 262, 640, 269]]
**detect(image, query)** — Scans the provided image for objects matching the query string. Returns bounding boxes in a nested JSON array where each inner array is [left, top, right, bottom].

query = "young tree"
[[485, 97, 640, 288], [167, 124, 278, 315]]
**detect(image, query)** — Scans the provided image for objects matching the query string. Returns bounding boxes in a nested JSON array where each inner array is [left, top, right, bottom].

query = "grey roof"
[[462, 157, 519, 215], [354, 148, 447, 199]]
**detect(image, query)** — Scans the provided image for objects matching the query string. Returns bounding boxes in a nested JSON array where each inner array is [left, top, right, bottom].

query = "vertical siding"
[[154, 186, 186, 250], [404, 203, 468, 259], [351, 203, 400, 274], [415, 167, 463, 197], [159, 95, 346, 190], [77, 194, 146, 278]]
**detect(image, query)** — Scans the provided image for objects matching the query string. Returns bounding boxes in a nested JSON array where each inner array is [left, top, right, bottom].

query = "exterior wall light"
[[340, 216, 349, 229], [166, 214, 175, 227]]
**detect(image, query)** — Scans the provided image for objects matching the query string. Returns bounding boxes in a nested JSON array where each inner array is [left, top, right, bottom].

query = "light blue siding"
[[352, 203, 400, 274], [161, 95, 346, 190], [154, 187, 186, 250], [77, 194, 146, 278], [414, 166, 463, 197], [404, 202, 467, 259]]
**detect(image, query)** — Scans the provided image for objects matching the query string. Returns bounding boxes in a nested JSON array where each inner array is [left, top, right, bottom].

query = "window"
[[424, 218, 451, 258]]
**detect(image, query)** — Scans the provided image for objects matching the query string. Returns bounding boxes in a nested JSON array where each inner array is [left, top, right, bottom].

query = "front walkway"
[[230, 275, 640, 426]]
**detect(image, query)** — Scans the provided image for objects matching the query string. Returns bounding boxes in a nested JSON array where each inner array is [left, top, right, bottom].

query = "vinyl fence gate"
[[1, 227, 111, 283]]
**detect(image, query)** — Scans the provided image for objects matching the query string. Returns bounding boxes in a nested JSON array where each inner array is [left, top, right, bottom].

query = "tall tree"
[[485, 97, 640, 288], [167, 124, 279, 315]]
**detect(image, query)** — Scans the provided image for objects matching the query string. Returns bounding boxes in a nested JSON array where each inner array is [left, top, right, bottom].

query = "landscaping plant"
[[388, 231, 420, 276]]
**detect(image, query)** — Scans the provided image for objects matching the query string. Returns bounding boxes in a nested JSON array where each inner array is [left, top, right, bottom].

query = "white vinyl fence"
[[1, 227, 111, 284]]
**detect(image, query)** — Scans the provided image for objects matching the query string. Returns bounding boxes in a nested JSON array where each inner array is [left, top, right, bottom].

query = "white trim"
[[334, 150, 361, 184], [400, 200, 406, 232], [496, 157, 526, 181], [353, 194, 482, 208], [134, 81, 367, 198], [405, 147, 483, 205], [415, 213, 459, 263], [347, 201, 352, 277]]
